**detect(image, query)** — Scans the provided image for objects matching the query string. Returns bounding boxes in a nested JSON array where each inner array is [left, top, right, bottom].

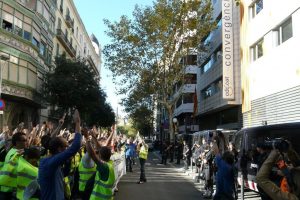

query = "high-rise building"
[[240, 0, 300, 127], [196, 0, 242, 130]]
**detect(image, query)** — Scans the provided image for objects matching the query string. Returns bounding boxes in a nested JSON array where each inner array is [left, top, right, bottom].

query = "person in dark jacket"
[[38, 110, 82, 200]]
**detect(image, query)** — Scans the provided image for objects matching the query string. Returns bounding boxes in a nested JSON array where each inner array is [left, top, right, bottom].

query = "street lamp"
[[173, 117, 178, 135]]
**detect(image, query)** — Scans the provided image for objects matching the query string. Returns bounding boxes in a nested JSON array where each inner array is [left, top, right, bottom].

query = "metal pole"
[[241, 173, 244, 200]]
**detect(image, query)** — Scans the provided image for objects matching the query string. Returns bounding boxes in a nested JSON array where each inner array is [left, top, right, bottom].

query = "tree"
[[103, 0, 215, 140], [43, 54, 115, 127]]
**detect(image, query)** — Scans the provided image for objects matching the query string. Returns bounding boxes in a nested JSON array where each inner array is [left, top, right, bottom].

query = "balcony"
[[179, 125, 199, 133], [185, 65, 198, 74], [65, 15, 74, 28], [174, 103, 193, 116], [87, 55, 99, 76], [56, 29, 76, 57], [173, 84, 196, 100]]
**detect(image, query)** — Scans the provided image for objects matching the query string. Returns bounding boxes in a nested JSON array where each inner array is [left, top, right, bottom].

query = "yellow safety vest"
[[139, 145, 148, 160], [78, 158, 96, 192], [0, 148, 19, 192], [90, 160, 115, 200], [16, 157, 38, 200]]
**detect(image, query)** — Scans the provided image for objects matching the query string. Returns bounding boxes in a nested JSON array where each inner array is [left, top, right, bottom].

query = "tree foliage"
[[43, 54, 115, 127], [103, 0, 215, 139]]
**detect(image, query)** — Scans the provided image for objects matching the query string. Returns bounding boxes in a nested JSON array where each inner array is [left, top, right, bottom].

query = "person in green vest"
[[17, 147, 40, 200], [0, 131, 27, 199], [137, 138, 149, 184], [83, 129, 115, 200], [78, 151, 96, 200]]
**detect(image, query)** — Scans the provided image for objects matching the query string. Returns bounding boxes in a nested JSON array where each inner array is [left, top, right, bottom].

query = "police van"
[[234, 122, 300, 193]]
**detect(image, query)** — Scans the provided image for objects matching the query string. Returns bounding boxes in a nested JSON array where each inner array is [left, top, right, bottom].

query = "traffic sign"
[[0, 99, 5, 110]]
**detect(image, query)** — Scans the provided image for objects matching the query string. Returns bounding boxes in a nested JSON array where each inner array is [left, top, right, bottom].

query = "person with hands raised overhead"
[[38, 109, 82, 200], [83, 129, 115, 200]]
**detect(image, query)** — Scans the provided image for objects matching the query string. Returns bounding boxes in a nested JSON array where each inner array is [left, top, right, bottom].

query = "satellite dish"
[[23, 180, 39, 200]]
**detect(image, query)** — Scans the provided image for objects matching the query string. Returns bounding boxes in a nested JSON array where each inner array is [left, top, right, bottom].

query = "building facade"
[[0, 0, 56, 129], [173, 54, 200, 134], [0, 0, 101, 129], [240, 0, 300, 127], [196, 0, 242, 130]]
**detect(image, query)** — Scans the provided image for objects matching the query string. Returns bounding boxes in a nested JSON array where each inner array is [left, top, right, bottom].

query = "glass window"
[[37, 0, 43, 14], [273, 18, 293, 47], [282, 19, 293, 43], [249, 0, 263, 19], [40, 42, 45, 56], [24, 31, 31, 41], [32, 37, 39, 47], [250, 39, 263, 62], [28, 70, 37, 88], [19, 66, 27, 84], [2, 11, 13, 32], [14, 17, 23, 36], [256, 0, 263, 15], [9, 62, 18, 82]]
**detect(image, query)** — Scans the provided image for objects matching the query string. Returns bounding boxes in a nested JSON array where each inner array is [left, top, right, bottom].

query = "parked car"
[[234, 122, 300, 193]]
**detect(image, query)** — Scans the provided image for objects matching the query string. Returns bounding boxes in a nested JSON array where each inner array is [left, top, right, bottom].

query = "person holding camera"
[[256, 139, 300, 200]]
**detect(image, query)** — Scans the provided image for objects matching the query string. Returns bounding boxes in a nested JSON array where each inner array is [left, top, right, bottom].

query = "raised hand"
[[73, 109, 80, 124]]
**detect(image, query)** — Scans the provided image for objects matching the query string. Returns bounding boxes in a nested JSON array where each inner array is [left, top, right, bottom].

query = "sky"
[[73, 0, 153, 118]]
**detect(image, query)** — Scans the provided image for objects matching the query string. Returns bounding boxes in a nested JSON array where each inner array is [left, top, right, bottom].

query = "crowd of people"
[[182, 130, 300, 200], [0, 110, 148, 200]]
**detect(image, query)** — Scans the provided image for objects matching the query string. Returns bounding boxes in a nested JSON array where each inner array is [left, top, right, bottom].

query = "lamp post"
[[0, 53, 9, 130]]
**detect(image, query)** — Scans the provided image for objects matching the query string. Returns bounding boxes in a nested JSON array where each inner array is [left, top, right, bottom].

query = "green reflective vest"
[[139, 145, 148, 160], [90, 160, 115, 200], [16, 157, 38, 200], [0, 148, 19, 192], [78, 158, 96, 192]]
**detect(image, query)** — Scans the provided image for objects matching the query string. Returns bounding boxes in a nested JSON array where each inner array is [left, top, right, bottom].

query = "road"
[[115, 151, 201, 200], [115, 151, 261, 200]]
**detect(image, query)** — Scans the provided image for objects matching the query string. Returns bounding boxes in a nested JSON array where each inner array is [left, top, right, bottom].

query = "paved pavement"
[[115, 151, 262, 200], [115, 151, 202, 200]]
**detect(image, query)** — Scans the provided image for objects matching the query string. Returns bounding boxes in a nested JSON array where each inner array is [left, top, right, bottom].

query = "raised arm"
[[51, 113, 66, 138]]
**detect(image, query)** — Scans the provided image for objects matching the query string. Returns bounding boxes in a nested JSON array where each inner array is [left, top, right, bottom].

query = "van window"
[[234, 132, 243, 153]]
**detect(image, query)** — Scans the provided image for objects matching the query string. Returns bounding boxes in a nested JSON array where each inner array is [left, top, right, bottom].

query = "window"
[[23, 22, 31, 40], [249, 0, 263, 19], [273, 18, 293, 46], [40, 42, 45, 56], [250, 39, 263, 62], [2, 11, 13, 32], [56, 43, 59, 56], [32, 37, 39, 48], [14, 17, 23, 36]]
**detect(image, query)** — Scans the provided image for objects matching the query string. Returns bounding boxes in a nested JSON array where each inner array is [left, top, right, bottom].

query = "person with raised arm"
[[38, 109, 82, 200]]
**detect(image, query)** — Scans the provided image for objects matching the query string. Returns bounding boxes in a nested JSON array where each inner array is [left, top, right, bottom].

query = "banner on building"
[[222, 0, 235, 100]]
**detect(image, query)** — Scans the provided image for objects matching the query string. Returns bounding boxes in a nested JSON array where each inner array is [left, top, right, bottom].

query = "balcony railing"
[[65, 15, 74, 28], [87, 55, 99, 76], [56, 29, 76, 57]]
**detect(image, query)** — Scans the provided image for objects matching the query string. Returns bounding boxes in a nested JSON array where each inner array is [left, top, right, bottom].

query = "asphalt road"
[[115, 151, 262, 200], [115, 151, 202, 200]]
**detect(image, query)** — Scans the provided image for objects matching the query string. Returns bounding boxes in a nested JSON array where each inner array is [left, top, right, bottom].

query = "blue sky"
[[74, 0, 153, 117]]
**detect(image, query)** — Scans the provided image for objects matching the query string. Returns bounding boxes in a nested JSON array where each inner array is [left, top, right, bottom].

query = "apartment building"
[[240, 0, 300, 127], [54, 0, 100, 79], [196, 0, 242, 130], [173, 54, 200, 134], [0, 0, 101, 128], [0, 0, 56, 129]]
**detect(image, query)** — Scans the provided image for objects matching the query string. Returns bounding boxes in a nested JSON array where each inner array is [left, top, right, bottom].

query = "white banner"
[[111, 152, 126, 192], [222, 0, 235, 100]]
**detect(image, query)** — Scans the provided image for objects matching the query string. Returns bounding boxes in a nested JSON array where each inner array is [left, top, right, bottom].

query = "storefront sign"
[[222, 0, 235, 100]]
